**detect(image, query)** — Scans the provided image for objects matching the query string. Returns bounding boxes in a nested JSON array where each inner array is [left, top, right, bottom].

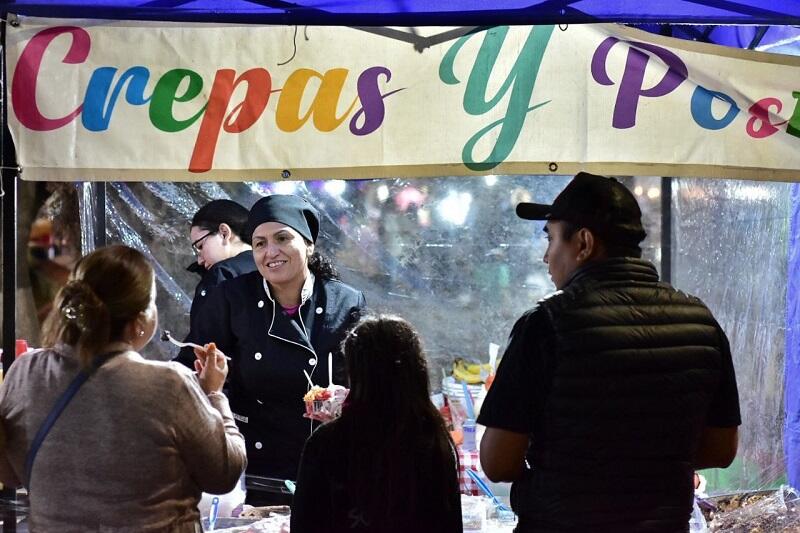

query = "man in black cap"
[[477, 172, 741, 532]]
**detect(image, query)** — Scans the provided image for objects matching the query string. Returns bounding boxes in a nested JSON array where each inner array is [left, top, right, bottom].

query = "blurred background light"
[[324, 179, 347, 197], [273, 181, 299, 195], [437, 191, 472, 226]]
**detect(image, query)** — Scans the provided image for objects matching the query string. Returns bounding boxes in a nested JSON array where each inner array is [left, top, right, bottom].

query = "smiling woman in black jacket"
[[191, 194, 366, 506]]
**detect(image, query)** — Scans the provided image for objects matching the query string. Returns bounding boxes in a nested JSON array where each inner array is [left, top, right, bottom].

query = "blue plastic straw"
[[208, 496, 220, 531], [466, 468, 511, 512], [460, 380, 475, 420]]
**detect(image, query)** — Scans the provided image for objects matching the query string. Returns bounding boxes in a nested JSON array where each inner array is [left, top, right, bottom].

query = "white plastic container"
[[198, 473, 247, 518], [688, 498, 708, 532]]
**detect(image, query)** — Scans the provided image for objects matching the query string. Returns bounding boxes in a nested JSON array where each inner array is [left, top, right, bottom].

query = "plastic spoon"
[[161, 330, 231, 360], [489, 343, 499, 371]]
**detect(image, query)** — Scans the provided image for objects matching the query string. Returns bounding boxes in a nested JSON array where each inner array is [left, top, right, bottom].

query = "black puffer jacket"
[[513, 258, 733, 532]]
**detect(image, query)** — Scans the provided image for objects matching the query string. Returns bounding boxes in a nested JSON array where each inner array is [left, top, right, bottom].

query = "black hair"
[[558, 220, 643, 258], [308, 250, 339, 280], [191, 200, 249, 239], [338, 315, 459, 529]]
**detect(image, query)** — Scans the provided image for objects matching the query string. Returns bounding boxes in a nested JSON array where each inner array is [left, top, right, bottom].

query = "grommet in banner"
[[548, 162, 559, 172], [559, 23, 568, 31], [281, 169, 292, 179]]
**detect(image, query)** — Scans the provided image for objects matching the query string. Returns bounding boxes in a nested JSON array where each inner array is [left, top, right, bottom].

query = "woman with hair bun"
[[291, 315, 462, 533], [0, 244, 246, 532]]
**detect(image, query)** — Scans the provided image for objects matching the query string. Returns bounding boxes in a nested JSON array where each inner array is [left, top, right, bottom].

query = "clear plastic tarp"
[[74, 174, 789, 495], [673, 179, 793, 493]]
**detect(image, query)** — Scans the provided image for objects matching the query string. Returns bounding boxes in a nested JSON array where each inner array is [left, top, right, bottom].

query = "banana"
[[467, 362, 493, 374], [453, 365, 483, 384], [452, 359, 487, 384]]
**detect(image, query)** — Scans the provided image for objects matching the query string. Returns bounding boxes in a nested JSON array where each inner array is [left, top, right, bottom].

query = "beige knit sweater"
[[0, 343, 247, 532]]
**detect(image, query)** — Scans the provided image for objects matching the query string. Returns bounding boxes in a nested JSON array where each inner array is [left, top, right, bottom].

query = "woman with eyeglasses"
[[191, 194, 366, 507], [176, 200, 257, 367]]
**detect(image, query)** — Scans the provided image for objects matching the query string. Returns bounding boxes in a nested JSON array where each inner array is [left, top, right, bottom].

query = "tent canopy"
[[5, 0, 800, 27]]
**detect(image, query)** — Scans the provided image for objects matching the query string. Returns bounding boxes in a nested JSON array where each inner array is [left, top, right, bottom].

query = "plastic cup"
[[15, 339, 29, 358]]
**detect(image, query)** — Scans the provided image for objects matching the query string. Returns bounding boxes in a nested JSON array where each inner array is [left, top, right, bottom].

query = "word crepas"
[[12, 26, 404, 172]]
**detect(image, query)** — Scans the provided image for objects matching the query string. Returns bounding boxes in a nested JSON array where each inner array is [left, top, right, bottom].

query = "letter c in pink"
[[12, 26, 90, 131]]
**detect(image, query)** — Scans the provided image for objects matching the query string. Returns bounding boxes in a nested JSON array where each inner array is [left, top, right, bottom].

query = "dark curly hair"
[[308, 250, 339, 280]]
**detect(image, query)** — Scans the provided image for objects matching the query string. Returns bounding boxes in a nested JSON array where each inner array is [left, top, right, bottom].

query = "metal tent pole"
[[661, 176, 673, 284], [1, 12, 18, 376], [94, 183, 107, 248], [1, 12, 19, 532]]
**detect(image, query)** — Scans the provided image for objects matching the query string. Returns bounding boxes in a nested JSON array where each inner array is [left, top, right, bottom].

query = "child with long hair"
[[291, 315, 462, 532]]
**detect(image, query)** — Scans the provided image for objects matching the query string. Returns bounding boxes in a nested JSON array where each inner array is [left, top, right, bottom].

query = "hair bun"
[[60, 280, 102, 332]]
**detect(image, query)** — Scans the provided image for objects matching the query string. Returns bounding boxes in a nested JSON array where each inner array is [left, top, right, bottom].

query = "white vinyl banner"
[[6, 16, 800, 181]]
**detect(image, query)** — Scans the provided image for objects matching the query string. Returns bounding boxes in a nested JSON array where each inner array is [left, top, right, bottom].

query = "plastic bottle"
[[462, 419, 478, 451]]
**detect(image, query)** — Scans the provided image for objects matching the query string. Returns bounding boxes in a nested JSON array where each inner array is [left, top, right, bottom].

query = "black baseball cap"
[[244, 194, 320, 244], [516, 172, 647, 247]]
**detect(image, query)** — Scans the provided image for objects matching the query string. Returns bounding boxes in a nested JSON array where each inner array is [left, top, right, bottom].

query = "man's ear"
[[218, 223, 232, 243], [576, 228, 596, 262]]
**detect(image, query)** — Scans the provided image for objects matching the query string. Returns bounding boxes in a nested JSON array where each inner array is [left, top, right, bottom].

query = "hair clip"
[[63, 303, 88, 332], [63, 305, 78, 321]]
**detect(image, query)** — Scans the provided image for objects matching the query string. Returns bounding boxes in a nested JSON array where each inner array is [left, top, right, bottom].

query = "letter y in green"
[[440, 25, 554, 171]]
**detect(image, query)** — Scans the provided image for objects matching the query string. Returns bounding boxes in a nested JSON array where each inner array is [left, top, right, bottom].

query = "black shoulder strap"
[[24, 350, 124, 486]]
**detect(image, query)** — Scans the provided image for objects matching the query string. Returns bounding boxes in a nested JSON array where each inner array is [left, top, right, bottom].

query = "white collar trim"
[[262, 272, 315, 306]]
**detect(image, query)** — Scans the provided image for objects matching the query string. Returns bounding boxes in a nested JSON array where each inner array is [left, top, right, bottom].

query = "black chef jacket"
[[192, 270, 366, 502], [176, 250, 257, 366]]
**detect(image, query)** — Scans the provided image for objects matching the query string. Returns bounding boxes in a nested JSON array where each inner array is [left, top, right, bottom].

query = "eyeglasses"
[[191, 231, 217, 255]]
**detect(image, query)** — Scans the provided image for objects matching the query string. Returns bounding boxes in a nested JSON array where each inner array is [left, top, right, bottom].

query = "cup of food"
[[303, 385, 349, 422]]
